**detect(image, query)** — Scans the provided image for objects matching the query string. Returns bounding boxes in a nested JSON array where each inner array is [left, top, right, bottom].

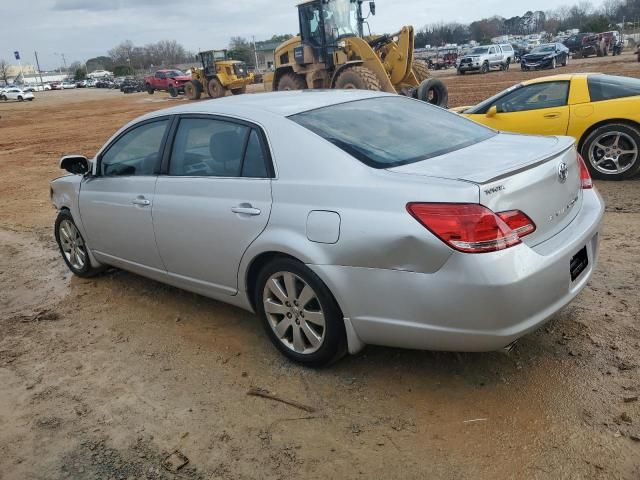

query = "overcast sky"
[[4, 0, 576, 70]]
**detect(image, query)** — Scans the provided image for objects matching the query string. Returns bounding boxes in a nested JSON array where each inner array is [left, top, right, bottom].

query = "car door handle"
[[132, 198, 151, 206], [544, 113, 561, 119], [231, 205, 261, 216]]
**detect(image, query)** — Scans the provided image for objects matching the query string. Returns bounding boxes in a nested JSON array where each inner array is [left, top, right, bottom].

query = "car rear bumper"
[[310, 189, 604, 353]]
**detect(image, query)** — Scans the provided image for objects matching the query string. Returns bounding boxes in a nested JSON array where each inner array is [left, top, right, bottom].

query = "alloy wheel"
[[262, 271, 326, 354], [58, 219, 87, 270], [588, 131, 639, 175]]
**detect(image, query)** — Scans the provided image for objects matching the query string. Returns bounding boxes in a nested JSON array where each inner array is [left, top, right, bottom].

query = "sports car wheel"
[[255, 258, 347, 367], [582, 123, 640, 180], [551, 57, 556, 69]]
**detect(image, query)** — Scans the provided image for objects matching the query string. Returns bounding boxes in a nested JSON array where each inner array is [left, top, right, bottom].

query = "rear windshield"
[[588, 75, 640, 102], [289, 97, 496, 168]]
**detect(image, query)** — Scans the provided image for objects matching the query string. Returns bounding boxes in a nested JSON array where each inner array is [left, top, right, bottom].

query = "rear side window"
[[290, 97, 495, 168], [588, 75, 640, 102], [169, 118, 270, 178]]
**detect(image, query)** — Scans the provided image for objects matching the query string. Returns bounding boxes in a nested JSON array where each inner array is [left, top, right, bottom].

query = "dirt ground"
[[1, 52, 639, 480]]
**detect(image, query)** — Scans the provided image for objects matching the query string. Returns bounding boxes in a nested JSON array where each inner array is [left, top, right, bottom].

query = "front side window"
[[493, 81, 569, 113], [588, 75, 640, 102], [169, 118, 270, 178], [290, 97, 495, 168], [100, 119, 169, 176]]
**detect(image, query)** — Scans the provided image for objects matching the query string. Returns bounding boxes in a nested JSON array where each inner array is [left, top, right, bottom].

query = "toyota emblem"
[[558, 162, 568, 183]]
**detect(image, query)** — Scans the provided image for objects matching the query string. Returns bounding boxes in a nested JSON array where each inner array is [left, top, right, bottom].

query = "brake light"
[[407, 203, 528, 253], [577, 154, 593, 189], [496, 210, 536, 238]]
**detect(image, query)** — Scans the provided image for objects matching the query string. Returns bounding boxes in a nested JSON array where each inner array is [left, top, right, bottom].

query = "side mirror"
[[369, 1, 376, 15], [60, 155, 89, 175], [486, 105, 498, 118]]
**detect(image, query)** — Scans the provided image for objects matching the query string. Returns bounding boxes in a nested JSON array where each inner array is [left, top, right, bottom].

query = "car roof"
[[521, 73, 592, 86], [139, 89, 393, 121]]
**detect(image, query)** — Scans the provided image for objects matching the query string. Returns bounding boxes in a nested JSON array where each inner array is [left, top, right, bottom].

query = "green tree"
[[582, 14, 612, 32], [113, 65, 134, 76], [74, 68, 87, 80]]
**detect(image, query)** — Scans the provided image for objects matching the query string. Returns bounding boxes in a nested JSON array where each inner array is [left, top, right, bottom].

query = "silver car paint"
[[51, 90, 604, 355]]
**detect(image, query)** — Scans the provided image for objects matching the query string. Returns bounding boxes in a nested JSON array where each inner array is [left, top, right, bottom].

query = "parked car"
[[432, 47, 459, 70], [0, 87, 34, 101], [144, 69, 191, 97], [50, 90, 603, 366], [120, 78, 144, 93], [521, 43, 570, 70], [454, 74, 640, 180], [457, 44, 512, 74], [76, 80, 87, 88], [50, 82, 62, 90], [62, 81, 77, 89]]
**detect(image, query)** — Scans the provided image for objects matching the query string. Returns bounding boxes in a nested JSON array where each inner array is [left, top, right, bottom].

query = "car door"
[[152, 115, 273, 296], [469, 81, 571, 135], [79, 117, 172, 272], [155, 71, 167, 89]]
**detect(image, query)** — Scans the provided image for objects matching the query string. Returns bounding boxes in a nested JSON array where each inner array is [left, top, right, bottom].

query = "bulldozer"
[[185, 49, 254, 100], [264, 0, 448, 107]]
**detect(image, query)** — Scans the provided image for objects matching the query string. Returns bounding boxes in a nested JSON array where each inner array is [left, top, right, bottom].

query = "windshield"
[[470, 47, 489, 55], [325, 0, 360, 40], [290, 97, 496, 168], [531, 45, 556, 54], [166, 70, 185, 77]]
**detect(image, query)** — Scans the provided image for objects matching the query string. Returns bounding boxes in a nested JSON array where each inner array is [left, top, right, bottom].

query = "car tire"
[[551, 57, 556, 69], [580, 123, 640, 180], [168, 85, 179, 98], [207, 78, 226, 99], [55, 210, 105, 278], [18, 96, 23, 101], [254, 257, 348, 367], [146, 84, 154, 94], [562, 55, 568, 67], [1, 95, 6, 101], [457, 68, 465, 75], [417, 78, 448, 108], [28, 98, 33, 101], [481, 62, 489, 74]]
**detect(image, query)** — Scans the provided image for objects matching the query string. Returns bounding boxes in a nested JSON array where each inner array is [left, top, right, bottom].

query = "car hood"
[[523, 53, 552, 61], [387, 132, 572, 184]]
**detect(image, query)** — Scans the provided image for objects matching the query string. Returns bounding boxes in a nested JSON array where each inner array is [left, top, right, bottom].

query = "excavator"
[[264, 0, 448, 107]]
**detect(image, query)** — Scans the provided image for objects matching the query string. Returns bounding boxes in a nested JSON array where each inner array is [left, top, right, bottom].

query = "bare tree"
[[0, 59, 10, 85]]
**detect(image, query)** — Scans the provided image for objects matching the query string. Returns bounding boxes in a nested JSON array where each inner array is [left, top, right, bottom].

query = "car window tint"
[[169, 118, 250, 177], [100, 120, 169, 176], [242, 129, 269, 178], [290, 97, 496, 168], [588, 75, 640, 102], [494, 81, 569, 113]]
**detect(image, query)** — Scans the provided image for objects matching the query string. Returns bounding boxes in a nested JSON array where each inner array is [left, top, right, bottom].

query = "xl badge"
[[558, 162, 568, 183]]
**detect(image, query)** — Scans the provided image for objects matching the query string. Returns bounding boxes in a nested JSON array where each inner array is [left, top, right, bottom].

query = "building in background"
[[255, 40, 280, 71]]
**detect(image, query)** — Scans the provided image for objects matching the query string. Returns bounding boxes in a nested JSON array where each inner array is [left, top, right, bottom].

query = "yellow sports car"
[[456, 74, 640, 180]]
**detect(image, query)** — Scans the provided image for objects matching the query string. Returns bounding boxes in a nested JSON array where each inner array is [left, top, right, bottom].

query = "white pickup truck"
[[457, 44, 515, 74]]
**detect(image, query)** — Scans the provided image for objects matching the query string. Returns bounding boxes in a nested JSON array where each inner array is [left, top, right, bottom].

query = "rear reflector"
[[407, 203, 525, 253], [577, 154, 593, 189]]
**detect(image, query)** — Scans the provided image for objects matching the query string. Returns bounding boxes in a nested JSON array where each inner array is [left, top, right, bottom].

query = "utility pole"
[[34, 51, 44, 85], [253, 36, 260, 72]]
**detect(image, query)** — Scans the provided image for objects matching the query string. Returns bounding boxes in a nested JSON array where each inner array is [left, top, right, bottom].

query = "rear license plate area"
[[570, 246, 588, 281]]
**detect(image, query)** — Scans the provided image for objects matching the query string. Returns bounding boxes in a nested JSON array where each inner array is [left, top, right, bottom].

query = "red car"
[[144, 69, 191, 97]]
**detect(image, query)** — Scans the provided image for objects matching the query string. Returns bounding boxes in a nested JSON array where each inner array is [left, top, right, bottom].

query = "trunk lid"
[[388, 133, 583, 246]]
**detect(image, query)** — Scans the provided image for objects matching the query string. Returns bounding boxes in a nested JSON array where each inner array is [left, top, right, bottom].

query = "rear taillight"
[[496, 210, 536, 238], [407, 203, 536, 254], [577, 154, 593, 189]]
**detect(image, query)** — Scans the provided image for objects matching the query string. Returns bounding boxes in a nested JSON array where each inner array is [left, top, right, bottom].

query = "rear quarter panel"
[[568, 96, 640, 143]]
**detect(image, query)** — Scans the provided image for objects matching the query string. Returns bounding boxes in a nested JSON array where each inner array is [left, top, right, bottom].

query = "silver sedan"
[[51, 90, 604, 366]]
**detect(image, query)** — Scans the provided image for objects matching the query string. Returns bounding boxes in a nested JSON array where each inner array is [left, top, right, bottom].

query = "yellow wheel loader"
[[185, 50, 254, 100], [265, 0, 448, 107]]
